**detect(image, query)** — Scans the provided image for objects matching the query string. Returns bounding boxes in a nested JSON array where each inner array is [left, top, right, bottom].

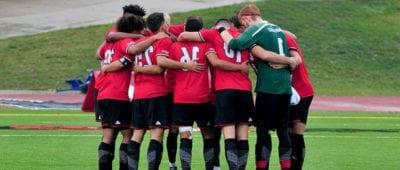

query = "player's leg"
[[120, 129, 132, 170], [215, 90, 238, 170], [197, 103, 218, 170], [148, 128, 165, 170], [222, 125, 238, 170], [147, 96, 169, 170], [97, 99, 118, 170], [254, 93, 274, 170], [289, 96, 313, 170], [236, 90, 254, 170], [236, 124, 249, 170], [167, 127, 179, 169], [200, 126, 216, 170], [179, 126, 193, 170], [115, 101, 133, 170], [277, 94, 292, 170], [213, 127, 221, 170], [99, 128, 118, 170], [166, 93, 179, 169], [127, 100, 146, 170]]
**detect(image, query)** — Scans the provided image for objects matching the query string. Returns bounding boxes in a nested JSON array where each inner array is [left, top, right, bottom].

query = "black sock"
[[213, 129, 221, 167], [290, 134, 305, 170], [255, 129, 271, 170], [180, 138, 192, 170], [167, 132, 178, 166], [203, 139, 215, 170], [98, 142, 114, 170], [224, 138, 238, 170], [237, 140, 249, 170], [147, 140, 163, 170], [277, 128, 292, 170], [127, 141, 141, 170], [119, 143, 128, 170]]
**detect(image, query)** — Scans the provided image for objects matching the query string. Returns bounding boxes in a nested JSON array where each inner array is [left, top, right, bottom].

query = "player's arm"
[[206, 52, 249, 74], [100, 57, 132, 73], [157, 55, 205, 72], [220, 27, 258, 51], [177, 32, 203, 42], [106, 32, 144, 42], [133, 65, 164, 74], [127, 32, 169, 55], [251, 45, 299, 65]]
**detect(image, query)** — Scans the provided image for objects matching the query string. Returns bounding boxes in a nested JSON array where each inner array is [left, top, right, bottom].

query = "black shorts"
[[215, 89, 254, 127], [289, 96, 313, 125], [166, 93, 174, 125], [131, 95, 169, 129], [172, 102, 215, 128], [96, 99, 132, 129], [255, 92, 290, 130]]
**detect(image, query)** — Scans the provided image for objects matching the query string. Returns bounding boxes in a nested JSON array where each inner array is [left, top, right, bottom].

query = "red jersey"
[[95, 38, 135, 101], [168, 24, 185, 37], [199, 28, 252, 91], [165, 70, 175, 93], [134, 37, 172, 99], [285, 33, 314, 98], [170, 42, 216, 103]]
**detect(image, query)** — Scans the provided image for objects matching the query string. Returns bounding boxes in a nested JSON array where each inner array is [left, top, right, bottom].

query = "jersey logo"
[[115, 120, 121, 125], [155, 121, 161, 125]]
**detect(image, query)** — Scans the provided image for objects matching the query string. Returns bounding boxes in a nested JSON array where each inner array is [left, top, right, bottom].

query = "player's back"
[[96, 38, 135, 101], [170, 41, 215, 104], [134, 37, 171, 99]]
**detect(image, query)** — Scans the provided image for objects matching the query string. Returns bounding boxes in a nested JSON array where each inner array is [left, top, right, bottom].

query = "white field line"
[[0, 134, 398, 139], [1, 114, 400, 120]]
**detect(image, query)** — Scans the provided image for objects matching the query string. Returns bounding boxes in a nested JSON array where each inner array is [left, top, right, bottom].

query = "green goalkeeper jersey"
[[228, 21, 291, 95]]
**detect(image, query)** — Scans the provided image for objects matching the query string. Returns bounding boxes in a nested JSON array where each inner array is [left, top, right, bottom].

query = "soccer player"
[[178, 18, 253, 170], [166, 19, 222, 170], [178, 18, 299, 170], [126, 12, 202, 170], [95, 14, 145, 170], [168, 16, 248, 170], [219, 4, 295, 170], [285, 33, 314, 170]]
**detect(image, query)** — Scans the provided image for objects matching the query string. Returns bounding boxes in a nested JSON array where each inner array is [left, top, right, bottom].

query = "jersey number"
[[135, 46, 154, 66], [277, 38, 285, 56], [180, 46, 199, 71], [224, 43, 241, 63], [104, 49, 114, 65]]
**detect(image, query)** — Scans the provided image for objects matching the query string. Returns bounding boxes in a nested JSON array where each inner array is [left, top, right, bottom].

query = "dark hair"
[[229, 15, 242, 29], [122, 4, 146, 17], [185, 16, 203, 32], [146, 12, 165, 32], [116, 14, 145, 33]]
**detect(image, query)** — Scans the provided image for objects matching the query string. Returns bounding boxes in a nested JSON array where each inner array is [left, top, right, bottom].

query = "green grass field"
[[0, 108, 399, 170], [0, 0, 399, 95]]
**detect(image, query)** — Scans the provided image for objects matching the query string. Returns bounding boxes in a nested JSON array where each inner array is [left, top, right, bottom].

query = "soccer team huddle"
[[94, 3, 314, 170]]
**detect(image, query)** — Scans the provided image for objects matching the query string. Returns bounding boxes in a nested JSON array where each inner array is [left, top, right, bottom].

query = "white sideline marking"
[[0, 134, 399, 139]]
